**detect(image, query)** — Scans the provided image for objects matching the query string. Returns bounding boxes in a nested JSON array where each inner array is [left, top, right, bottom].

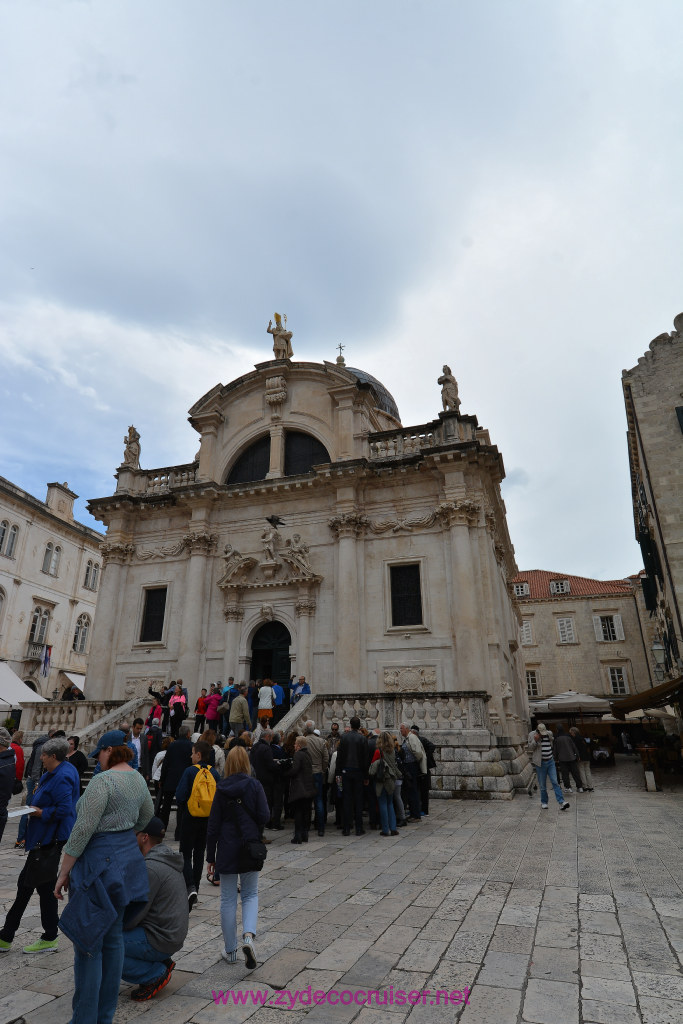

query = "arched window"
[[6, 525, 18, 557], [29, 606, 50, 645], [284, 431, 331, 476], [84, 560, 100, 591], [42, 542, 54, 574], [226, 434, 271, 485], [73, 613, 91, 654], [50, 545, 62, 576], [0, 521, 7, 554]]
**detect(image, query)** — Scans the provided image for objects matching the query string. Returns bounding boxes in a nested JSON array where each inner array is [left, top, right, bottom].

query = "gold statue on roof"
[[267, 313, 293, 360]]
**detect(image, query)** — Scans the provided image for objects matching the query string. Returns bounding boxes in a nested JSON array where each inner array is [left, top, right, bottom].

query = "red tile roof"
[[511, 569, 634, 600]]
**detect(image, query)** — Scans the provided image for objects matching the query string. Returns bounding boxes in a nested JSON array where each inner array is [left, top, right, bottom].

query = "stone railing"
[[311, 690, 492, 737], [17, 696, 152, 744], [144, 464, 198, 494], [368, 414, 478, 461]]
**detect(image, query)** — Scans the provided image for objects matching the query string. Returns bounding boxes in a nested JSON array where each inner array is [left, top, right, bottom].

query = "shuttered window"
[[526, 670, 540, 697], [140, 587, 167, 643], [521, 620, 533, 645], [593, 614, 624, 642], [390, 564, 423, 627], [557, 618, 576, 643]]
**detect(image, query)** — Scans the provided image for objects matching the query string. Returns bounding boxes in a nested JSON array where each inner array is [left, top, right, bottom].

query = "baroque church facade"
[[86, 322, 532, 797]]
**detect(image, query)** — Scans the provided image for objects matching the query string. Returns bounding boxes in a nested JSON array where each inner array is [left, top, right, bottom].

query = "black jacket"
[[417, 734, 437, 771], [141, 726, 164, 777], [336, 730, 369, 775], [206, 773, 270, 874], [250, 739, 278, 785], [287, 748, 316, 802], [159, 738, 193, 793], [0, 747, 16, 831]]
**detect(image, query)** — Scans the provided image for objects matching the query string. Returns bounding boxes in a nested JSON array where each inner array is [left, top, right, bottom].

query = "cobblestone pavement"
[[1, 757, 682, 1024]]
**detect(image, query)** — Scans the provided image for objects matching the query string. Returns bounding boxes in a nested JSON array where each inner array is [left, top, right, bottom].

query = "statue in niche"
[[267, 313, 293, 360], [283, 533, 312, 574], [438, 365, 461, 413], [122, 425, 141, 468]]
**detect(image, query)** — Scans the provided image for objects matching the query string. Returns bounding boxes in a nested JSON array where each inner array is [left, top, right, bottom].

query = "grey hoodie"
[[125, 843, 189, 954]]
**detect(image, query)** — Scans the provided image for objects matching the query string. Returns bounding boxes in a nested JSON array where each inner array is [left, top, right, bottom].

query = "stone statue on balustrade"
[[122, 426, 141, 468], [282, 533, 313, 576], [438, 365, 461, 413], [267, 313, 293, 360]]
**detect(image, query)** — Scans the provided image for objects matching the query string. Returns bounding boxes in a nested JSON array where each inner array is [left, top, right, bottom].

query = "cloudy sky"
[[1, 0, 681, 580]]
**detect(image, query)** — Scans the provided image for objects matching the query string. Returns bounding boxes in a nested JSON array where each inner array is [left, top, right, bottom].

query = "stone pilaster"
[[87, 542, 134, 699], [329, 511, 367, 690], [223, 601, 244, 683], [175, 531, 217, 683]]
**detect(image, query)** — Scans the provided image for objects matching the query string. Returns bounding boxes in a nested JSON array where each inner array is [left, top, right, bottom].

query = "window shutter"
[[614, 614, 624, 641], [593, 616, 603, 641], [549, 581, 557, 595]]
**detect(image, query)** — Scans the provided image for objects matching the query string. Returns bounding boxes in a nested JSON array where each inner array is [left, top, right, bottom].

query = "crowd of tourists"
[[0, 679, 436, 1024]]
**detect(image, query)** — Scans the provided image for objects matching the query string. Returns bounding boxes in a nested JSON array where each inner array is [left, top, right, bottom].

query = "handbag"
[[228, 799, 268, 872], [12, 778, 23, 795], [26, 842, 63, 887], [368, 756, 385, 781]]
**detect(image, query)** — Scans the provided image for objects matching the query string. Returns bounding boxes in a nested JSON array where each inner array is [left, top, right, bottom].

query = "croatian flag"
[[41, 645, 52, 677]]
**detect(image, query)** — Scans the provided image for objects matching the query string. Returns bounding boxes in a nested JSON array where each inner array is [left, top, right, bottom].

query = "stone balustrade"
[[367, 413, 478, 461], [144, 464, 198, 493], [17, 696, 153, 744]]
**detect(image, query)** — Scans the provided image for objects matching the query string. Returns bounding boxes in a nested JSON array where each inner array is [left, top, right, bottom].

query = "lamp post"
[[651, 640, 666, 683]]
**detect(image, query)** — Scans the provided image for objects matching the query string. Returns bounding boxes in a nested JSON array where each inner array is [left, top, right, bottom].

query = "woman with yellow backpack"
[[174, 740, 220, 910]]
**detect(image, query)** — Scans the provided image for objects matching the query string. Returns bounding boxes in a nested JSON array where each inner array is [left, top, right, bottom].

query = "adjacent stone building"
[[511, 570, 654, 701], [0, 477, 102, 698], [84, 325, 533, 797], [622, 313, 683, 693]]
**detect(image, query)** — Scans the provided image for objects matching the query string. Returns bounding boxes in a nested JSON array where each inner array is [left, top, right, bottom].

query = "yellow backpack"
[[187, 766, 216, 817]]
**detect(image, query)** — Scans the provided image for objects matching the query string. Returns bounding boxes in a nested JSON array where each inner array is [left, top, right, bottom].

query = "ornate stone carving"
[[295, 597, 317, 617], [260, 603, 275, 621], [364, 500, 481, 535], [223, 603, 245, 622], [438, 365, 461, 413], [217, 544, 259, 586], [500, 680, 513, 701], [123, 676, 165, 699], [328, 511, 369, 539], [281, 534, 313, 577], [434, 500, 480, 528], [267, 313, 293, 360], [134, 531, 216, 560], [265, 375, 288, 418], [184, 531, 218, 555], [122, 425, 141, 468], [101, 542, 135, 565], [383, 666, 437, 692]]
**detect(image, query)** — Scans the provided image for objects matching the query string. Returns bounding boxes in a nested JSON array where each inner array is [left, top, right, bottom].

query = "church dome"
[[345, 367, 401, 422]]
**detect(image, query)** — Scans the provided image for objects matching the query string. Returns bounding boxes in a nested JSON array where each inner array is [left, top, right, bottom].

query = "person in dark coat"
[[411, 725, 436, 814], [554, 725, 583, 793], [157, 725, 193, 836], [285, 736, 316, 844], [569, 727, 594, 791], [249, 731, 279, 826], [206, 746, 270, 969], [336, 716, 369, 836], [67, 736, 89, 781], [141, 720, 164, 780]]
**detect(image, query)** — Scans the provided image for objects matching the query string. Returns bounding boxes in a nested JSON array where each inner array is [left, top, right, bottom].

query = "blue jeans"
[[17, 779, 36, 841], [312, 772, 325, 830], [378, 788, 397, 835], [69, 908, 124, 1024], [535, 760, 564, 806], [122, 925, 168, 985], [220, 872, 259, 954]]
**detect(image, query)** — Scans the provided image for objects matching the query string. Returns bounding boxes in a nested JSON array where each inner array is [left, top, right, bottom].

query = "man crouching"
[[122, 816, 190, 1001]]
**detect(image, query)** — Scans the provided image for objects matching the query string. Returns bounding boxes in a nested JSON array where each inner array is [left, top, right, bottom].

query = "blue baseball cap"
[[89, 729, 127, 758]]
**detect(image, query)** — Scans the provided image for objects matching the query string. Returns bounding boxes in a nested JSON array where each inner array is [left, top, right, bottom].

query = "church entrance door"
[[250, 621, 291, 685]]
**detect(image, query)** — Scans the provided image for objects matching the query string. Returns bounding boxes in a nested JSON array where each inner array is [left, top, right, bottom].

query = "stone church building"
[[86, 322, 532, 797]]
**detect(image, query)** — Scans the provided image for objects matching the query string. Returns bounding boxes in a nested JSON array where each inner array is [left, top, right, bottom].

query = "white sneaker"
[[561, 802, 570, 811], [578, 788, 584, 792], [565, 789, 573, 794], [242, 933, 257, 969], [541, 804, 548, 810], [187, 889, 198, 912]]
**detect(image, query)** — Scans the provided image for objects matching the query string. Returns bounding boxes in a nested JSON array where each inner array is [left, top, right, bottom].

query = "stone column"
[[175, 531, 217, 684], [223, 601, 245, 682], [329, 511, 367, 690], [295, 593, 316, 682], [86, 542, 134, 699], [439, 501, 488, 689], [267, 425, 285, 478]]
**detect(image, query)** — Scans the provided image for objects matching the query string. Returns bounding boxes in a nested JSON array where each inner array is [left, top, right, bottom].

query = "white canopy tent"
[[0, 662, 48, 707], [61, 671, 86, 696], [529, 690, 612, 715]]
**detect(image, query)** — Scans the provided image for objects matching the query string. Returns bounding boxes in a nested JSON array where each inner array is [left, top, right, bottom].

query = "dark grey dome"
[[346, 367, 400, 422]]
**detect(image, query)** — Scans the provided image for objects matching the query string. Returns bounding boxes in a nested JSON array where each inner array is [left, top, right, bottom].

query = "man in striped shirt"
[[527, 723, 570, 811]]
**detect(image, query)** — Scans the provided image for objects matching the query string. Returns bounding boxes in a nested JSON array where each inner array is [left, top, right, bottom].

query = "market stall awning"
[[610, 675, 683, 719], [529, 691, 612, 714], [0, 662, 49, 706], [61, 671, 86, 695]]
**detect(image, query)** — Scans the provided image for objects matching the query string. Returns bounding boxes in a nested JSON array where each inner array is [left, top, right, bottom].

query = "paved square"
[[1, 759, 682, 1024]]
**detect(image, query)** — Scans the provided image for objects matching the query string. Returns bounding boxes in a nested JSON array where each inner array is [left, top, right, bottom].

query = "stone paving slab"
[[1, 757, 683, 1023]]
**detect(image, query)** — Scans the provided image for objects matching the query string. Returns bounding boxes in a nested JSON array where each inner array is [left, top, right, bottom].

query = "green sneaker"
[[0, 938, 11, 952], [23, 939, 58, 954]]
